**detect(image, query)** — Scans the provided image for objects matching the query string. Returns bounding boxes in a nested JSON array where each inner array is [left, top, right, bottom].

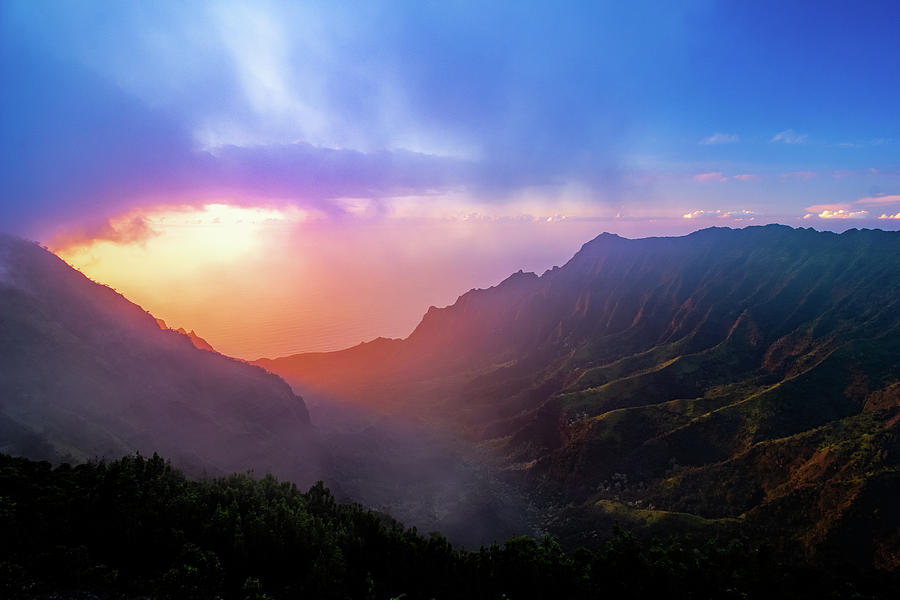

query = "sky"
[[2, 0, 899, 358]]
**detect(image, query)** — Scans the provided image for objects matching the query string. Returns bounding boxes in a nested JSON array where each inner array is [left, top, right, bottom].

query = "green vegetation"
[[257, 226, 900, 573], [2, 453, 898, 599], [594, 499, 740, 531]]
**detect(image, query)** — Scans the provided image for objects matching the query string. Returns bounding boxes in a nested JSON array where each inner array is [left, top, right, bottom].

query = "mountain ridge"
[[0, 232, 317, 482], [257, 224, 900, 567], [0, 232, 533, 547], [154, 317, 217, 352]]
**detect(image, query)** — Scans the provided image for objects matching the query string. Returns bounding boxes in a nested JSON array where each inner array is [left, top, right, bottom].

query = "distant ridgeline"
[[259, 225, 900, 569], [2, 452, 898, 600]]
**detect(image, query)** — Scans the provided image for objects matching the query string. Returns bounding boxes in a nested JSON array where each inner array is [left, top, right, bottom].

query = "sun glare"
[[58, 203, 294, 269], [54, 203, 303, 352]]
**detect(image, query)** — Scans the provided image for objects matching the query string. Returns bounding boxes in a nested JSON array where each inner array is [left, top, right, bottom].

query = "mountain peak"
[[498, 269, 538, 286], [583, 231, 626, 246]]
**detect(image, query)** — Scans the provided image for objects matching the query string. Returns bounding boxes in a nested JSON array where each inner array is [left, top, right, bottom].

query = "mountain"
[[0, 233, 317, 482], [258, 225, 900, 568], [177, 327, 216, 352], [155, 317, 216, 352], [0, 233, 528, 548]]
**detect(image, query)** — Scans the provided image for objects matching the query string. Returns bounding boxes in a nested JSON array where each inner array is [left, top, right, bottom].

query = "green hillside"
[[260, 226, 900, 568]]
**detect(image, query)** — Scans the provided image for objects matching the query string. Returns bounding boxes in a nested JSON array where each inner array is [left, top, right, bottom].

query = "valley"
[[259, 225, 900, 567], [5, 3, 899, 595], [3, 224, 900, 576]]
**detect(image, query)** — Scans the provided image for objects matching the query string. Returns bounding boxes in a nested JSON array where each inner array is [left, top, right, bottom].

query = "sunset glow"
[[3, 0, 900, 359], [54, 204, 618, 358], [50, 187, 900, 358], [4, 1, 900, 586]]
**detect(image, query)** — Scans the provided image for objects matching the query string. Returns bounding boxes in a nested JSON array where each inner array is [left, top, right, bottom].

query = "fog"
[[302, 392, 537, 549]]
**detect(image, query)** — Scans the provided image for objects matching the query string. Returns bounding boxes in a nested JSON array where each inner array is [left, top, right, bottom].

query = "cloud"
[[208, 142, 478, 201], [803, 206, 869, 219], [805, 203, 850, 213], [732, 174, 758, 181], [771, 129, 808, 144], [682, 209, 755, 220], [822, 209, 868, 218], [0, 38, 599, 244], [699, 133, 738, 145], [856, 194, 900, 205], [1, 1, 641, 242], [5, 0, 898, 249], [54, 216, 160, 249], [36, 141, 502, 246], [693, 172, 728, 183], [878, 213, 900, 220]]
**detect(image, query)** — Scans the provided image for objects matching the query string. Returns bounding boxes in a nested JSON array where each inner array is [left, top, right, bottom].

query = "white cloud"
[[804, 208, 869, 219], [771, 129, 808, 144], [699, 133, 738, 145], [682, 209, 755, 220]]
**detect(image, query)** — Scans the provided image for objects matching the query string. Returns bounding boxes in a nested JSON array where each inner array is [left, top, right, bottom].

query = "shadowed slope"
[[0, 233, 317, 482]]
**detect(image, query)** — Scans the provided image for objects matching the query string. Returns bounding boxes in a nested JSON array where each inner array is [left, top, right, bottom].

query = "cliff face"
[[0, 233, 316, 483], [259, 225, 900, 567]]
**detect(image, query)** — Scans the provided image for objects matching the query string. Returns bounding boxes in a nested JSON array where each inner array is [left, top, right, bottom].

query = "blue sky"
[[2, 0, 900, 240]]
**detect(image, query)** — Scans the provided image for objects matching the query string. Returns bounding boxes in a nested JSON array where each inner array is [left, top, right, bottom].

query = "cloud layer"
[[2, 0, 900, 244]]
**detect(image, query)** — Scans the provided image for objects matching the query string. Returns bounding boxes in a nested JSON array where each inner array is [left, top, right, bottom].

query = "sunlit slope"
[[0, 233, 316, 481], [260, 225, 900, 566]]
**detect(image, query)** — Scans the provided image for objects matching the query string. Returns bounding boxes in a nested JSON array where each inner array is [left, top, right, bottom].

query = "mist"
[[302, 389, 537, 548]]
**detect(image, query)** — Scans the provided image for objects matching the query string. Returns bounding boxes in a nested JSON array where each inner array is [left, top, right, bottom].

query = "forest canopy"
[[0, 453, 896, 599]]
